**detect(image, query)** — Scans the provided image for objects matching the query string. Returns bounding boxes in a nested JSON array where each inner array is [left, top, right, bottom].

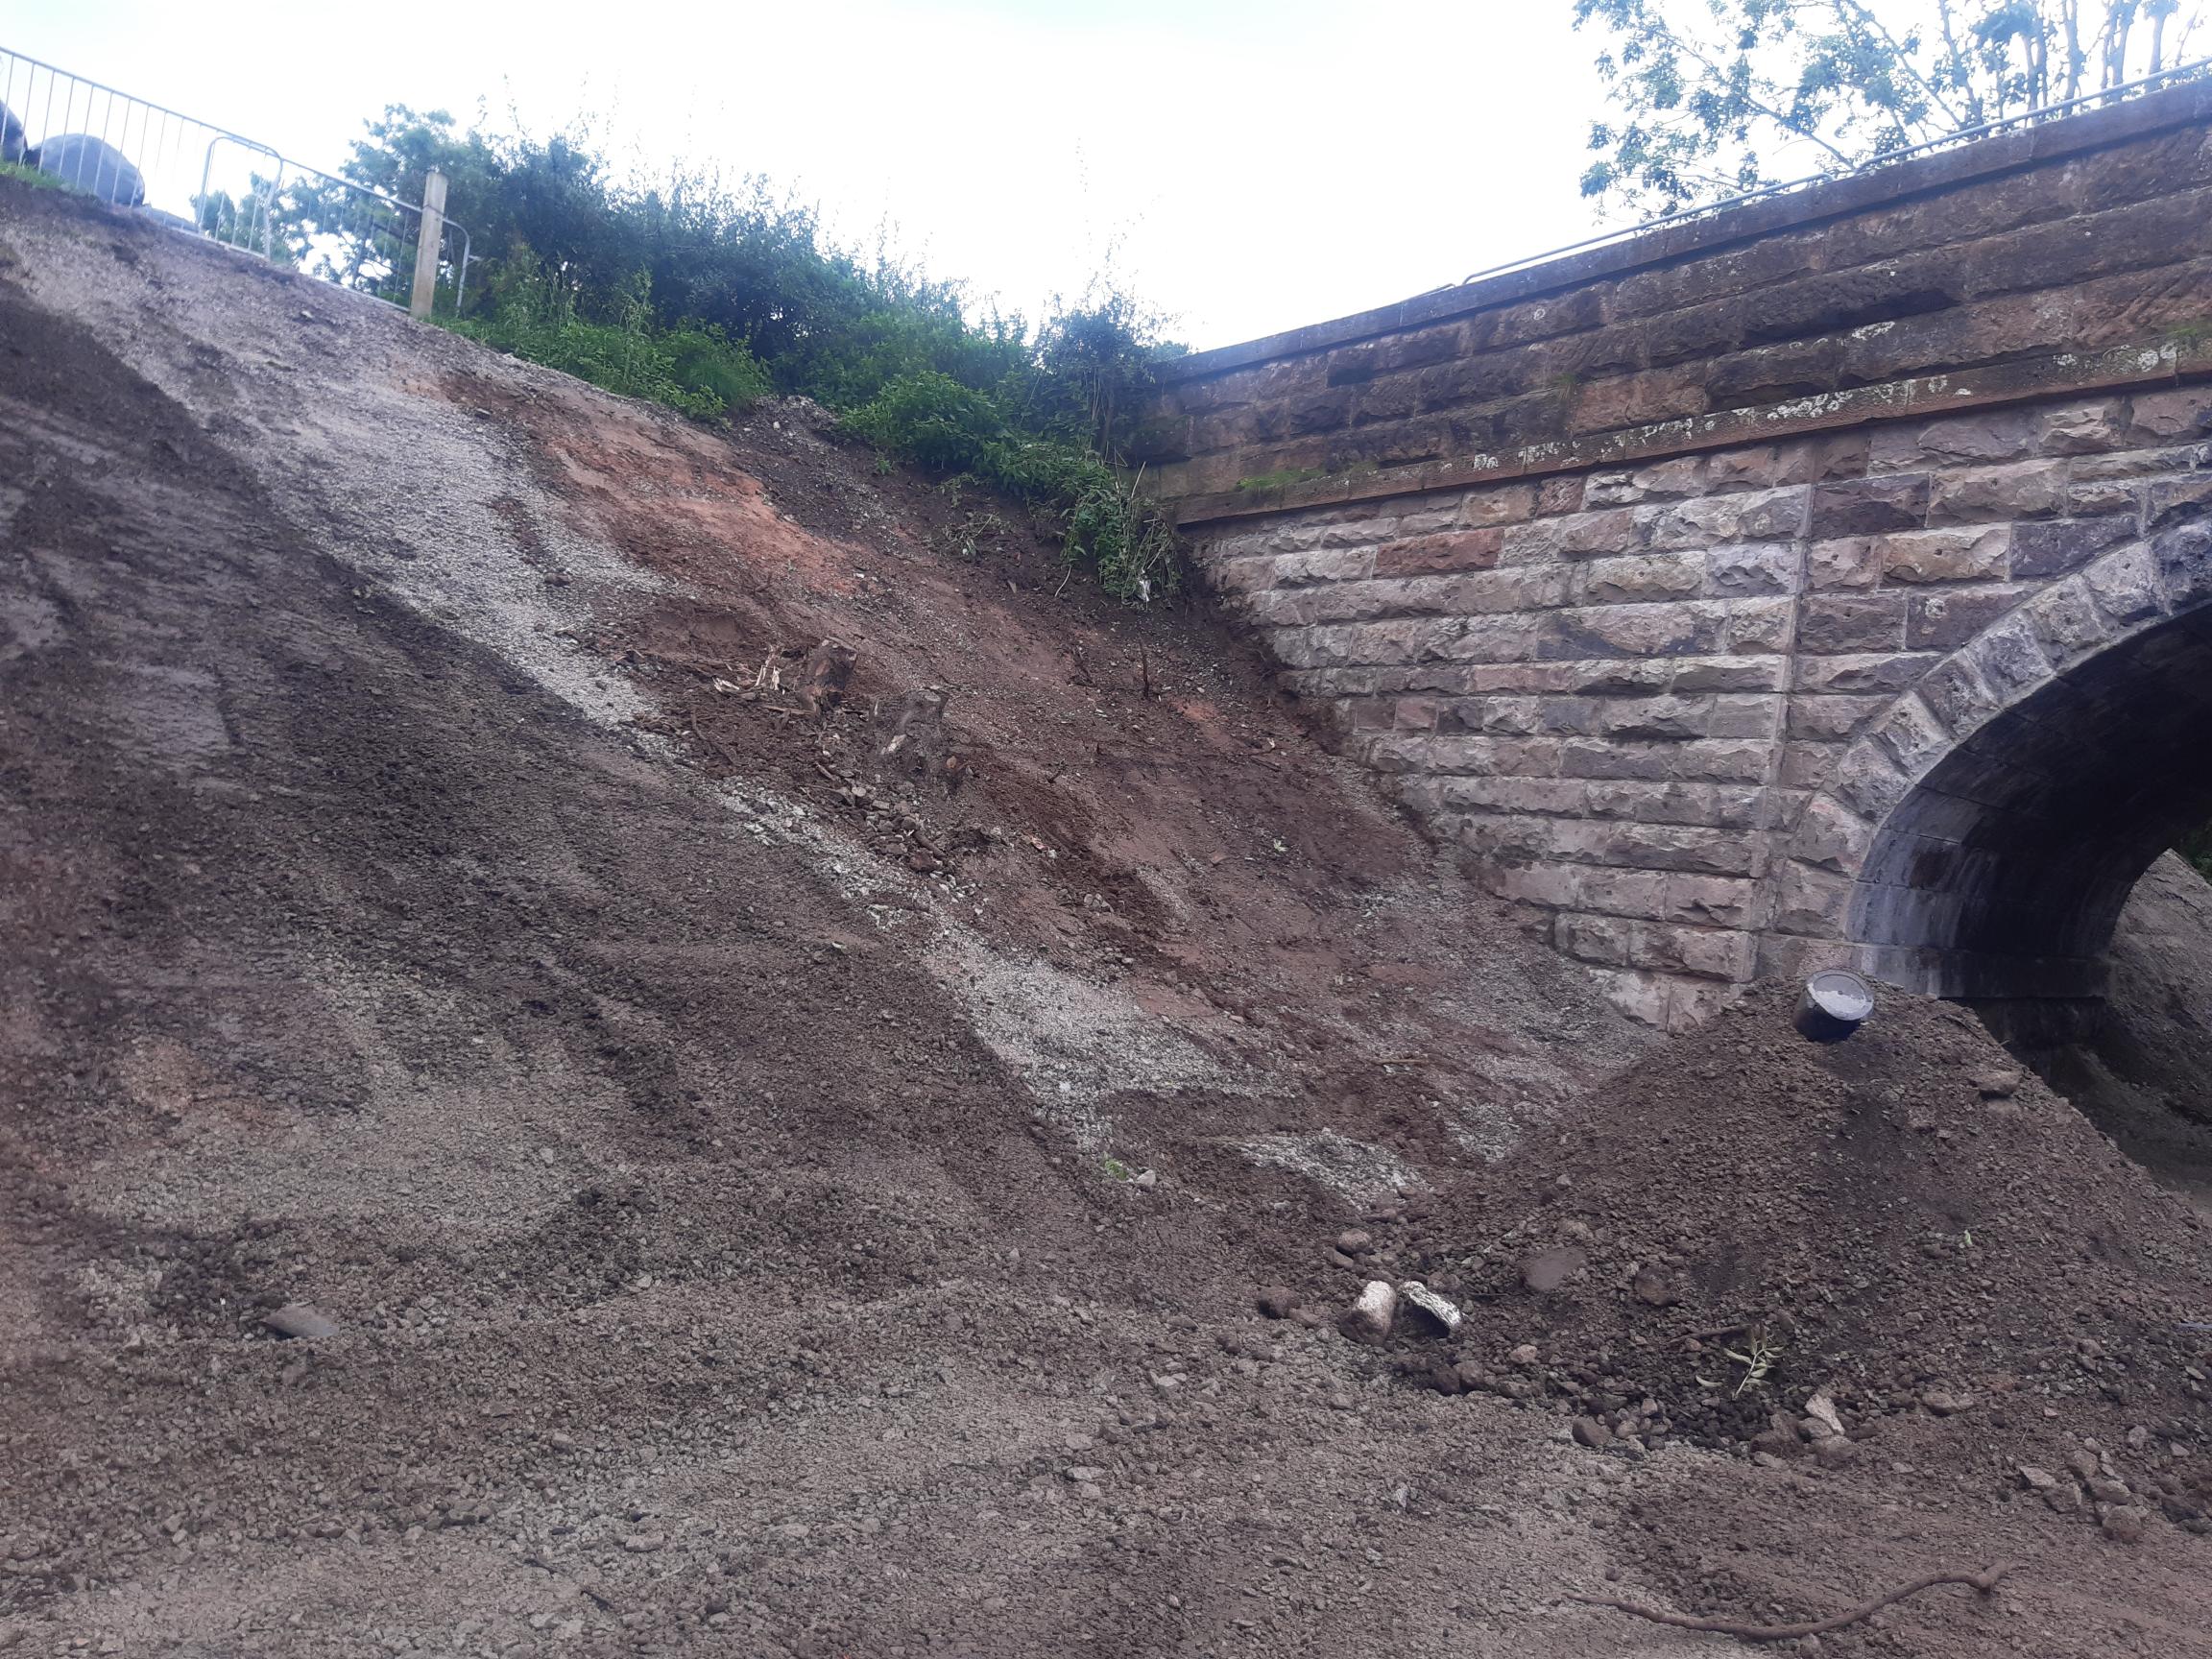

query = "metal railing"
[[0, 45, 470, 314], [1455, 54, 2212, 290]]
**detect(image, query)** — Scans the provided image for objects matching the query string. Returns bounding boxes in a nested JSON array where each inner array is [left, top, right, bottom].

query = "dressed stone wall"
[[1147, 80, 2212, 1027]]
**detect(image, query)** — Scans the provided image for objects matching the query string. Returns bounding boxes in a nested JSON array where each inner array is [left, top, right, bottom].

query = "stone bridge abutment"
[[1142, 79, 2212, 1027]]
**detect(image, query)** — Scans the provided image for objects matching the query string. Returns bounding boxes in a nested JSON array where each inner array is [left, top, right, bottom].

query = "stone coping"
[[1159, 74, 2212, 391], [1170, 338, 2212, 527]]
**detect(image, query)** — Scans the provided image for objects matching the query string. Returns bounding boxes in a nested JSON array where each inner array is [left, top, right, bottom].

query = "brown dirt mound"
[[0, 178, 1658, 1659], [8, 178, 2212, 1658], [1383, 979, 2212, 1507]]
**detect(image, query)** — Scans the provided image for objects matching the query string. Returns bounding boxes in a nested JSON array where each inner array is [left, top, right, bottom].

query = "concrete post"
[[408, 167, 448, 321]]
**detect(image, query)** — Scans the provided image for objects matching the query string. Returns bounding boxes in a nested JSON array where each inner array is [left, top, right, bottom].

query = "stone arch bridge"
[[1142, 78, 2212, 1029]]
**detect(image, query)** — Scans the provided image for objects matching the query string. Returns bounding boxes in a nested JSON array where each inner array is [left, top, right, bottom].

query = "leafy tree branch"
[[1575, 0, 2205, 215]]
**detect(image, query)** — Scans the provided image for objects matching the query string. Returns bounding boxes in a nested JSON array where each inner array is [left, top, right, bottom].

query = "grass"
[[0, 158, 65, 193]]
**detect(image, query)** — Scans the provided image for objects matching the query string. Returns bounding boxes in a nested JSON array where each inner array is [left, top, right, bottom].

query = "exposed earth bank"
[[3, 180, 2209, 1658]]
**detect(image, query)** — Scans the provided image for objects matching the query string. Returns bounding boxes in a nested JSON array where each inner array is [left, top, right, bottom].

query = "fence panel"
[[1, 45, 470, 314]]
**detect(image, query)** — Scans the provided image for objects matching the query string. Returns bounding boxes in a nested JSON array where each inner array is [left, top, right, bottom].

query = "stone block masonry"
[[1149, 79, 2212, 1029]]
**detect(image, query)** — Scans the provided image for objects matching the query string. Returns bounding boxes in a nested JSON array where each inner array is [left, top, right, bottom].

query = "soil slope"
[[4, 180, 2210, 1659]]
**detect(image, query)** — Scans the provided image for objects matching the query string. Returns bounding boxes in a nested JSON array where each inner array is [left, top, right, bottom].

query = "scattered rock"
[[1396, 1280, 1462, 1335], [2102, 1505, 2151, 1543], [2017, 1465, 2058, 1491], [1255, 1286, 1299, 1320], [620, 1532, 666, 1553], [1519, 1245, 1586, 1294], [1811, 1436, 1860, 1470], [1629, 1264, 1681, 1307], [1749, 1425, 1804, 1460], [1337, 1280, 1398, 1346], [1402, 1356, 1463, 1395], [1973, 1067, 2022, 1098], [1920, 1389, 1974, 1416], [1571, 1416, 1612, 1449], [1334, 1230, 1372, 1255], [1803, 1389, 1845, 1439], [263, 1304, 341, 1341]]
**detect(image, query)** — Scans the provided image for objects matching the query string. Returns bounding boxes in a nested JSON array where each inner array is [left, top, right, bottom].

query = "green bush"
[[329, 108, 1185, 599], [839, 379, 1181, 602], [663, 325, 773, 413], [1062, 469, 1181, 604], [792, 300, 1029, 413], [841, 371, 1005, 473], [449, 266, 769, 421]]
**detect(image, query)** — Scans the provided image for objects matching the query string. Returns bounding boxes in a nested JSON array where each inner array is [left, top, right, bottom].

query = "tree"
[[1575, 0, 2205, 215], [340, 106, 508, 250]]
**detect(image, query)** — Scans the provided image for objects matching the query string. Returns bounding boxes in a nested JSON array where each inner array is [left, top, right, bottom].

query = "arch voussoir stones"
[[1791, 518, 2211, 1003]]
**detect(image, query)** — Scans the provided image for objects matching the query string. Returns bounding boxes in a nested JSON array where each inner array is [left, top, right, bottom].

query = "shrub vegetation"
[[311, 108, 1187, 600]]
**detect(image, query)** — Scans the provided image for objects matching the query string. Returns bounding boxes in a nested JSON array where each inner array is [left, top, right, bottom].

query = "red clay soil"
[[1412, 981, 2212, 1451], [1417, 982, 2212, 1640], [4, 178, 2211, 1659]]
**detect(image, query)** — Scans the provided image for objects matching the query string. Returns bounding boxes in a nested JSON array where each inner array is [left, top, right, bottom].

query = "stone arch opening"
[[1848, 604, 2212, 1012]]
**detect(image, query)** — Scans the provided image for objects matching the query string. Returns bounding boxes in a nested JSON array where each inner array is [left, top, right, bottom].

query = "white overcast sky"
[[11, 1, 1632, 348]]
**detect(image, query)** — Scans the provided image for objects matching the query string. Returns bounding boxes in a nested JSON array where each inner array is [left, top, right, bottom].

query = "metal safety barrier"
[[0, 44, 470, 314]]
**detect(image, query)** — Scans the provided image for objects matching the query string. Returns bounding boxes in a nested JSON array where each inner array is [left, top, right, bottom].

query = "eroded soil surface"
[[4, 180, 2210, 1658]]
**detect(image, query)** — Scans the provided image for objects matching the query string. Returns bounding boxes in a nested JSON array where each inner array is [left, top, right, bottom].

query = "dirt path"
[[3, 180, 2208, 1658]]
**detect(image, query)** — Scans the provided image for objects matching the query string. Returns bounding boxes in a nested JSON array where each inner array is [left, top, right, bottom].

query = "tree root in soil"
[[1570, 1561, 2018, 1644]]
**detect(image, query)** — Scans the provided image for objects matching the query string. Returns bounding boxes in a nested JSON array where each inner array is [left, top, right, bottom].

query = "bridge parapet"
[[1149, 79, 2212, 1027]]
